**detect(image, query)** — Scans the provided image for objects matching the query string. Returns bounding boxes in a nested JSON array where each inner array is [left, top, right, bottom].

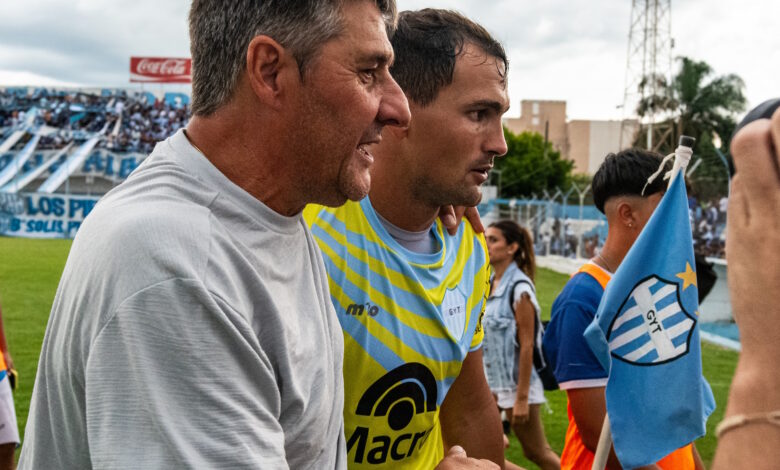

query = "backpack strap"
[[507, 278, 560, 390]]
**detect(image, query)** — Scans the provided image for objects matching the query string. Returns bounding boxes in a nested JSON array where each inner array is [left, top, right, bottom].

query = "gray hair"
[[189, 0, 398, 116]]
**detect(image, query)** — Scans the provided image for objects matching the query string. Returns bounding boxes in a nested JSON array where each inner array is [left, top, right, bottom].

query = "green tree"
[[565, 173, 595, 206], [493, 127, 573, 199], [635, 57, 746, 200]]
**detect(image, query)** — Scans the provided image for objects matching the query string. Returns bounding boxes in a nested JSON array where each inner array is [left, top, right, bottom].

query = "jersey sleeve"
[[85, 278, 289, 469], [547, 299, 608, 389], [468, 257, 490, 352]]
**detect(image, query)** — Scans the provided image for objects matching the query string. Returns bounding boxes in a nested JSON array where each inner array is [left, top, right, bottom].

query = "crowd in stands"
[[0, 88, 190, 154], [0, 88, 730, 259], [690, 194, 728, 258], [529, 193, 728, 260]]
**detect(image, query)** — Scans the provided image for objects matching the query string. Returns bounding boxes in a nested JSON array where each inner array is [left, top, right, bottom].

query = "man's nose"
[[377, 75, 410, 129], [485, 123, 508, 158]]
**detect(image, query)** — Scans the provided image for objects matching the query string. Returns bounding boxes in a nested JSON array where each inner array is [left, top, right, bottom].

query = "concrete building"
[[567, 119, 638, 174], [504, 100, 569, 157], [503, 100, 639, 175]]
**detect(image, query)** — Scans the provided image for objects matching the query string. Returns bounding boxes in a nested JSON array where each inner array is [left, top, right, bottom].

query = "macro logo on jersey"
[[346, 363, 438, 465], [607, 275, 696, 365]]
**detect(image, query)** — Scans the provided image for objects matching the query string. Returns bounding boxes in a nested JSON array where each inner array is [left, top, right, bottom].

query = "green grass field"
[[0, 237, 737, 467]]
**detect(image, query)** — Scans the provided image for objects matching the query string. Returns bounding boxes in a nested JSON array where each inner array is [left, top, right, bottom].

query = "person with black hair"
[[483, 220, 560, 470], [543, 148, 703, 469]]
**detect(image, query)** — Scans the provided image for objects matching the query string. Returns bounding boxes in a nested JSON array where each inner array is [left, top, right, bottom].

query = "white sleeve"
[[512, 282, 540, 314], [85, 278, 288, 469]]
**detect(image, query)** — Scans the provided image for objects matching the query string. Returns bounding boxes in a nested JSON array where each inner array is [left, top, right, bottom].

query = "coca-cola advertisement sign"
[[130, 57, 191, 83]]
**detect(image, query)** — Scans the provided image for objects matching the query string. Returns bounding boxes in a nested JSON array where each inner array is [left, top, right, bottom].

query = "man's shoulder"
[[69, 169, 218, 305], [554, 271, 605, 310], [545, 272, 604, 344], [304, 200, 363, 233], [84, 181, 214, 257], [441, 218, 487, 260]]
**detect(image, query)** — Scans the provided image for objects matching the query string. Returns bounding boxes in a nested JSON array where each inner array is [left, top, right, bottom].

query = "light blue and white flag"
[[584, 168, 715, 469]]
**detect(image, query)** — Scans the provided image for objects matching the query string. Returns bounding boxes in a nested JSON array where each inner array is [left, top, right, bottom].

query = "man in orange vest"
[[543, 149, 703, 469]]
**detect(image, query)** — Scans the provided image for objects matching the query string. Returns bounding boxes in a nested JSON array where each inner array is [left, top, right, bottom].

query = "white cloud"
[[1, 0, 778, 120], [0, 70, 82, 88]]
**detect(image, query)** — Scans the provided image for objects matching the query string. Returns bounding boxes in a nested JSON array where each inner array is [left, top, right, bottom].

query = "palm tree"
[[634, 57, 746, 199], [636, 57, 745, 152]]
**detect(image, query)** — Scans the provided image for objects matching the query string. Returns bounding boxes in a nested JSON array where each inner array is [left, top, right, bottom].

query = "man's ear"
[[616, 200, 637, 228], [245, 35, 297, 109]]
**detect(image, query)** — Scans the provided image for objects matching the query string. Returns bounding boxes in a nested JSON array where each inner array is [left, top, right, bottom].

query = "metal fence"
[[480, 183, 607, 260], [479, 182, 728, 259]]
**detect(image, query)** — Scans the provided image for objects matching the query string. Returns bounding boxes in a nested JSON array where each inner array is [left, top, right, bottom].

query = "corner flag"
[[584, 158, 715, 468]]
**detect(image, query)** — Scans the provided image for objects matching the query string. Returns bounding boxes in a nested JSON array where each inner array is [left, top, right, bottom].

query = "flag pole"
[[668, 136, 695, 189], [591, 135, 697, 470], [592, 415, 612, 470]]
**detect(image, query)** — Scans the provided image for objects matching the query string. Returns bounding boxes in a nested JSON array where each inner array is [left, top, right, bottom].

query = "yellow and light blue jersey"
[[304, 198, 490, 469]]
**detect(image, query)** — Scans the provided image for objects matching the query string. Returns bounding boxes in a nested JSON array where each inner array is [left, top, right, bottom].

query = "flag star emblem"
[[676, 262, 697, 290]]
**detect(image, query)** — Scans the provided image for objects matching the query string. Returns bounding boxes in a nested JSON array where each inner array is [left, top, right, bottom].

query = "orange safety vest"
[[560, 263, 695, 470]]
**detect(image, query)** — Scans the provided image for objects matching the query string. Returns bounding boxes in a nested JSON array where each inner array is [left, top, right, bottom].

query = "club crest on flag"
[[607, 274, 696, 366]]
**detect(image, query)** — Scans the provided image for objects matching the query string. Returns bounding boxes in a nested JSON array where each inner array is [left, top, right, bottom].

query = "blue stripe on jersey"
[[311, 222, 481, 326], [339, 312, 405, 369], [313, 206, 476, 293], [320, 253, 473, 362], [312, 224, 445, 324], [314, 209, 430, 284], [435, 376, 458, 405], [360, 197, 446, 267]]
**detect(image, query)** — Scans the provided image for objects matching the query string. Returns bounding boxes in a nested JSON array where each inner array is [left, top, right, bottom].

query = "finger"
[[771, 106, 780, 165], [439, 205, 458, 234], [730, 118, 780, 219], [446, 445, 466, 457], [477, 458, 501, 469], [727, 174, 749, 231], [464, 206, 485, 233]]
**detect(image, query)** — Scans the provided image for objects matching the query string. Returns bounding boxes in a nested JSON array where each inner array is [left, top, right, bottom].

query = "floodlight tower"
[[619, 0, 674, 151]]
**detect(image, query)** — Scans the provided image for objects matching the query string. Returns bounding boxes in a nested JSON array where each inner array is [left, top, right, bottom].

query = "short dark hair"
[[189, 0, 398, 116], [592, 148, 670, 214], [390, 9, 507, 106]]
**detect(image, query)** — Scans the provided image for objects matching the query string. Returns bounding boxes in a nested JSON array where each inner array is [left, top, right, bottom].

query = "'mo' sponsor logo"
[[345, 302, 379, 317], [346, 363, 438, 464]]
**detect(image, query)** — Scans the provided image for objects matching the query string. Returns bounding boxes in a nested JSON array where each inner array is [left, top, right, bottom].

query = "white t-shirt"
[[19, 130, 346, 469]]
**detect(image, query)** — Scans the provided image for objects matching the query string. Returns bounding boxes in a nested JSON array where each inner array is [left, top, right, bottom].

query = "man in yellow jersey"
[[543, 149, 703, 469], [305, 9, 509, 469]]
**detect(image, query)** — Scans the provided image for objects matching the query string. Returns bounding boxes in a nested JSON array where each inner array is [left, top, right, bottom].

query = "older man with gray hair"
[[19, 1, 409, 468]]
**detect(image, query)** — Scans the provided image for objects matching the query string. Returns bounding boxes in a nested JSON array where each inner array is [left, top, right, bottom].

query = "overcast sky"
[[1, 0, 777, 120]]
